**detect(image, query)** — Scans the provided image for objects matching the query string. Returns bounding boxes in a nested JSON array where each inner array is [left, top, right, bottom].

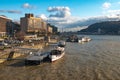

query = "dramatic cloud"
[[102, 2, 111, 9], [47, 6, 71, 18], [46, 15, 120, 32], [22, 3, 35, 9], [39, 5, 120, 32], [0, 10, 21, 14]]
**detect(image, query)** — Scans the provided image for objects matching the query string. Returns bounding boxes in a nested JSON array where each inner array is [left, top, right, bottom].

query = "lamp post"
[[14, 30, 16, 39]]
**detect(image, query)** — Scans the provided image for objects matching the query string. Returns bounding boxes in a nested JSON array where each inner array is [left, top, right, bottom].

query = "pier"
[[0, 37, 58, 64]]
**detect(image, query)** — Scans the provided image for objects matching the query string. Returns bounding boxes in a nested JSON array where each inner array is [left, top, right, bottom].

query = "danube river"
[[0, 35, 120, 80]]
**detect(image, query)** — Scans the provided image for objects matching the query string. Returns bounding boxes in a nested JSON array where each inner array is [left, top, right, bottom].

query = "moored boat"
[[78, 36, 91, 43], [49, 41, 65, 62], [49, 47, 65, 62], [66, 35, 78, 42], [49, 48, 65, 62]]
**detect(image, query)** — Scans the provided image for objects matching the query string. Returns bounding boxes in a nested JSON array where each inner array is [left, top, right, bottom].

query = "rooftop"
[[0, 15, 11, 20]]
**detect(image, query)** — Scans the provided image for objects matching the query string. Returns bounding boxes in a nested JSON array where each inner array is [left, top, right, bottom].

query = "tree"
[[15, 31, 26, 40]]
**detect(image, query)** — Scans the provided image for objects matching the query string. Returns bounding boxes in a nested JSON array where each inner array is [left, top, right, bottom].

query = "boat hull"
[[50, 51, 65, 62], [25, 60, 41, 65], [49, 41, 65, 62]]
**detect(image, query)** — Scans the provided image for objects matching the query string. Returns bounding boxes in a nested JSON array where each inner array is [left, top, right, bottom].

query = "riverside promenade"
[[0, 37, 58, 64]]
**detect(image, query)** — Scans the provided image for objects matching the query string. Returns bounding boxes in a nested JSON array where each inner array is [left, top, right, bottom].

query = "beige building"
[[41, 21, 47, 32], [47, 25, 53, 33], [20, 14, 47, 34]]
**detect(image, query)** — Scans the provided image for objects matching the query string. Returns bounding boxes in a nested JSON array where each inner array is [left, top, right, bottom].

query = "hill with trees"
[[79, 21, 120, 35]]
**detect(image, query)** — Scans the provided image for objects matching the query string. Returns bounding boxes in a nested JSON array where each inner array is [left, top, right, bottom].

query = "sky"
[[1, 0, 120, 31]]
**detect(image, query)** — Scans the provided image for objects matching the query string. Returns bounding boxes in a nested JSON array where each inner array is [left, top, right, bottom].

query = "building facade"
[[47, 24, 53, 34], [6, 22, 20, 36], [20, 14, 47, 34], [0, 16, 11, 37], [47, 23, 58, 34]]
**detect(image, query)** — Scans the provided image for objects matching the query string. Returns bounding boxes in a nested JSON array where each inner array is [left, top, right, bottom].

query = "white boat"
[[49, 47, 65, 62], [82, 37, 91, 42], [66, 35, 78, 42], [78, 36, 91, 43]]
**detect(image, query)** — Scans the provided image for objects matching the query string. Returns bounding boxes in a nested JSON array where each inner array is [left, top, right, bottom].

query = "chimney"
[[25, 13, 34, 18]]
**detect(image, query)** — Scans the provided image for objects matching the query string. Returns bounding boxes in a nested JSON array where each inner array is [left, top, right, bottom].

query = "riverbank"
[[0, 38, 58, 64]]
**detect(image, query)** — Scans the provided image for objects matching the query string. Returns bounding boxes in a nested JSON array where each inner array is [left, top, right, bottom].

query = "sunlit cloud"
[[47, 6, 71, 18], [107, 10, 120, 14], [22, 3, 35, 9], [118, 1, 120, 4], [36, 14, 48, 20], [102, 1, 120, 17], [39, 5, 120, 32], [102, 2, 111, 9]]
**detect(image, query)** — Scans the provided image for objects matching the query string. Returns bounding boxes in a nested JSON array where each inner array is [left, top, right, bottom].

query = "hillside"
[[79, 21, 120, 35]]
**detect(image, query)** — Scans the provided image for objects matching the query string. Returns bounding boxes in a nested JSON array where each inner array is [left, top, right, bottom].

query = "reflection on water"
[[0, 35, 120, 80]]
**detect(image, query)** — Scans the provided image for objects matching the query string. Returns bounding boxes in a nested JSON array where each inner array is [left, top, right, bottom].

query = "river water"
[[0, 35, 120, 80]]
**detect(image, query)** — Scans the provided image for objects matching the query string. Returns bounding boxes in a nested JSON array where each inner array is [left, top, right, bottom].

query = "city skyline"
[[1, 0, 120, 31]]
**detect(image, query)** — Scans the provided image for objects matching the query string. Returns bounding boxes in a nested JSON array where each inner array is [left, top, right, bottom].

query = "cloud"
[[48, 6, 70, 12], [102, 2, 111, 9], [0, 10, 21, 14], [47, 6, 71, 18], [36, 14, 48, 20], [107, 10, 120, 15], [63, 26, 88, 32], [39, 6, 120, 32], [46, 15, 120, 32], [102, 1, 120, 17], [118, 2, 120, 4], [22, 3, 35, 9]]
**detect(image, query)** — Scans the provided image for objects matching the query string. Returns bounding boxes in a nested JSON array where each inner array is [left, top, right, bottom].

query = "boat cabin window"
[[50, 50, 61, 55], [34, 52, 42, 56]]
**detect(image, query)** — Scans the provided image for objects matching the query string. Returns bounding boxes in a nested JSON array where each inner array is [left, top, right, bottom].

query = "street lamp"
[[14, 30, 16, 39]]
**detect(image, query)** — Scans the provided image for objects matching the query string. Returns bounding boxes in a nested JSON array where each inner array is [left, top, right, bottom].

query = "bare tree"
[[15, 31, 26, 40]]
